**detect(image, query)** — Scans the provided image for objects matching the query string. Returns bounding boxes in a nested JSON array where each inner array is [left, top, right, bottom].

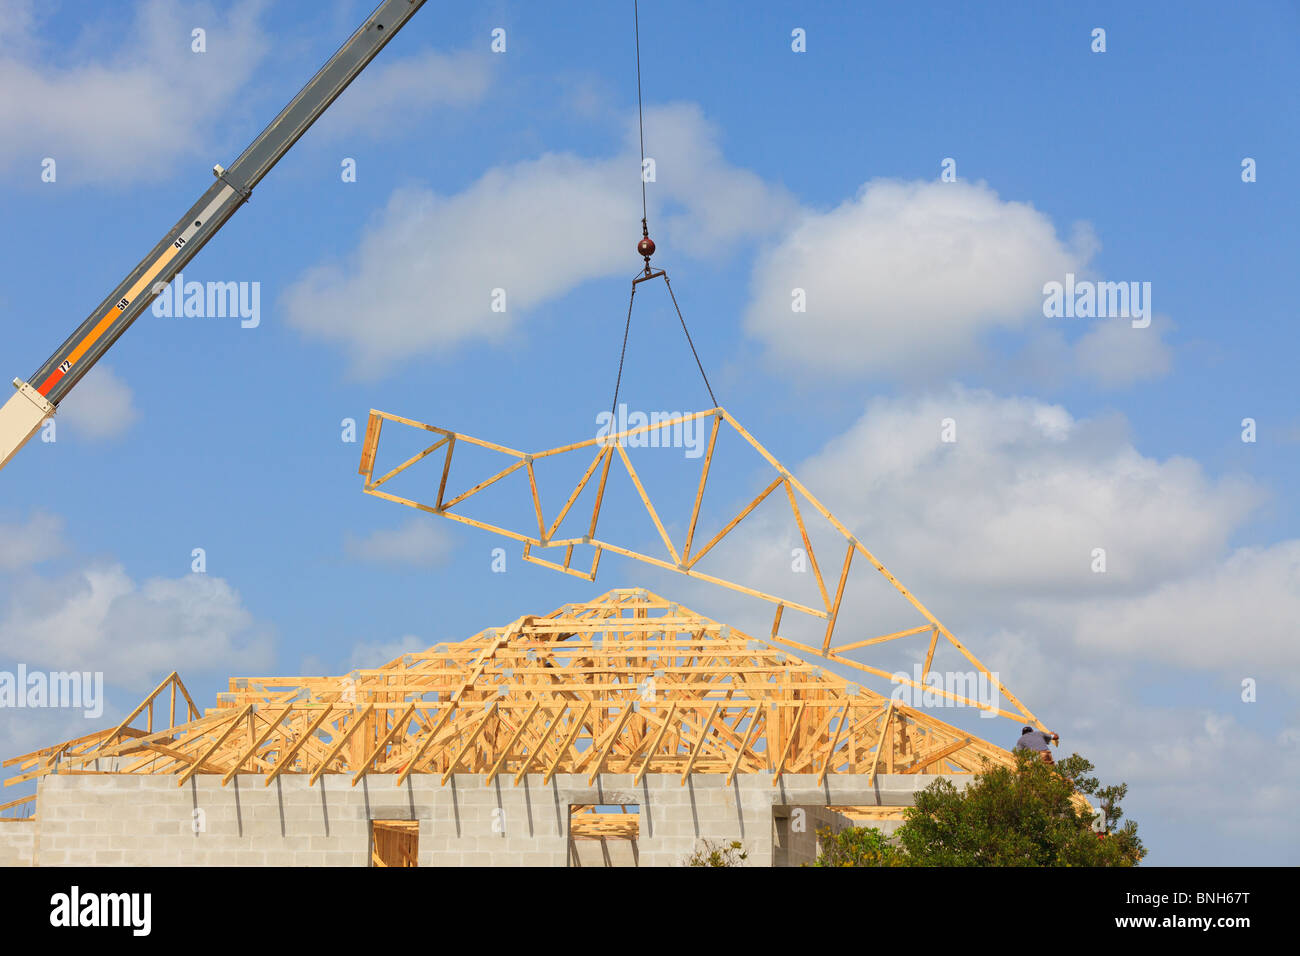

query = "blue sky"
[[1, 0, 1298, 865]]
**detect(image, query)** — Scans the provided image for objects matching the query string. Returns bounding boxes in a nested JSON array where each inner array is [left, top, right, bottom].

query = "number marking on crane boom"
[[36, 184, 235, 396]]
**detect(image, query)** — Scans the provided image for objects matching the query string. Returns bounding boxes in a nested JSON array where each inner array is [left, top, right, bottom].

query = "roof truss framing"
[[357, 407, 1039, 725], [5, 591, 1015, 791]]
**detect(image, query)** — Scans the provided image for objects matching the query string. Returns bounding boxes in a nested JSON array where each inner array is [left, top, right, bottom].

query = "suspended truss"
[[358, 406, 1041, 726], [4, 590, 1015, 792]]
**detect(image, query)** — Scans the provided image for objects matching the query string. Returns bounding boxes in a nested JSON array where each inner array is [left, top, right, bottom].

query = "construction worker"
[[1014, 726, 1059, 764]]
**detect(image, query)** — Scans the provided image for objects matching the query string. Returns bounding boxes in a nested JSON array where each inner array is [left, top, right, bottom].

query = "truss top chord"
[[5, 589, 1019, 790]]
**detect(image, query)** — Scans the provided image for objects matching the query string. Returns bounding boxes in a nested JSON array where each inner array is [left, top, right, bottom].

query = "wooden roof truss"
[[4, 590, 1015, 790], [357, 406, 1041, 726]]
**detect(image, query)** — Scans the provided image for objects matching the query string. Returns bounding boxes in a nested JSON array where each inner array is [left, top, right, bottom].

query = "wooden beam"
[[525, 460, 546, 540], [867, 703, 894, 785], [770, 701, 805, 786], [358, 413, 383, 479], [685, 477, 782, 569], [680, 702, 721, 784], [726, 706, 761, 785], [921, 625, 940, 681], [784, 480, 830, 611], [9, 588, 1027, 792], [901, 736, 971, 774], [634, 702, 677, 785], [615, 444, 680, 565], [821, 543, 854, 654], [177, 705, 250, 787], [587, 705, 635, 784], [100, 671, 179, 753], [266, 705, 335, 786], [352, 407, 1047, 733], [817, 705, 849, 785], [440, 703, 498, 785], [545, 447, 608, 540], [351, 703, 413, 786], [682, 413, 721, 562], [485, 701, 540, 785], [370, 437, 448, 489], [514, 705, 565, 785], [222, 705, 294, 785], [309, 704, 374, 787], [831, 624, 933, 655], [544, 701, 592, 785], [441, 458, 527, 511]]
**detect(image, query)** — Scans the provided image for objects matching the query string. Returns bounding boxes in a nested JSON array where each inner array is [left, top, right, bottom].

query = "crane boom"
[[0, 0, 428, 471]]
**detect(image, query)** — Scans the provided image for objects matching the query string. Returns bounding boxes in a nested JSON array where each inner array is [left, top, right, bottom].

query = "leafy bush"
[[808, 824, 906, 867], [812, 750, 1145, 867], [684, 839, 749, 867]]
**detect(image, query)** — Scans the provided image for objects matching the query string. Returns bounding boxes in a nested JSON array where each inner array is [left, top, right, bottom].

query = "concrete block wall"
[[0, 820, 35, 867], [19, 771, 959, 867], [774, 806, 856, 867], [570, 838, 639, 866]]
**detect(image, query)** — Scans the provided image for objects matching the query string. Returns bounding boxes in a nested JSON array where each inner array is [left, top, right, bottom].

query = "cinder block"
[[23, 769, 934, 866]]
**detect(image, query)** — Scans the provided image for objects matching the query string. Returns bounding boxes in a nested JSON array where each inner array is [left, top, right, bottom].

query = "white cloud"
[[1126, 710, 1299, 838], [741, 178, 1173, 387], [312, 48, 493, 140], [346, 634, 426, 672], [1072, 313, 1174, 387], [973, 624, 1298, 855], [0, 0, 270, 183], [643, 105, 800, 257], [734, 388, 1261, 606], [53, 364, 138, 440], [636, 392, 1295, 859], [1035, 673, 1300, 861], [0, 563, 271, 688], [642, 385, 1281, 707], [0, 0, 38, 54], [283, 103, 797, 377], [0, 703, 106, 793], [285, 110, 1163, 389], [744, 180, 1091, 376], [1069, 540, 1300, 675], [345, 518, 453, 567], [0, 511, 65, 571]]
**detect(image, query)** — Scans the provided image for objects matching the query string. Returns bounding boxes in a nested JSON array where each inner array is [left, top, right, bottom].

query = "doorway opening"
[[568, 804, 639, 866], [371, 819, 419, 867]]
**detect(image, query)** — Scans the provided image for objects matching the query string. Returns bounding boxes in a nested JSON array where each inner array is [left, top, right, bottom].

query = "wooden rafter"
[[5, 590, 1019, 791], [356, 407, 1041, 727]]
